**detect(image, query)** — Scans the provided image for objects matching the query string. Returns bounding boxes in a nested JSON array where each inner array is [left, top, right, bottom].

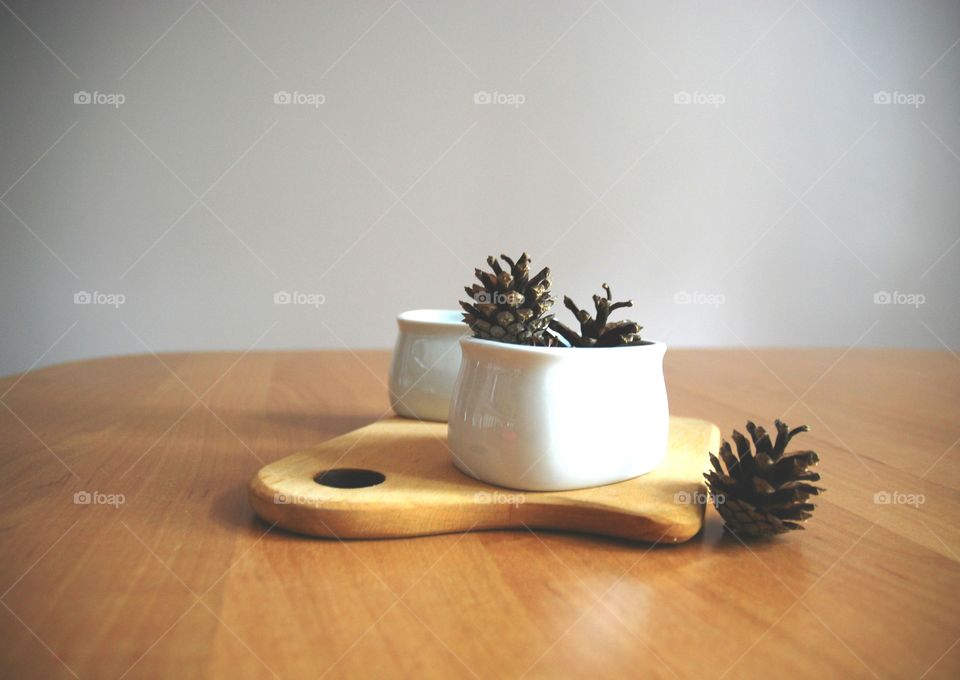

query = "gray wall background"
[[1, 0, 958, 377]]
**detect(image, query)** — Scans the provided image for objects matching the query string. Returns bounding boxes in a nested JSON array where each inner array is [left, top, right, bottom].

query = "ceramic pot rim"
[[460, 335, 666, 361], [396, 309, 466, 333]]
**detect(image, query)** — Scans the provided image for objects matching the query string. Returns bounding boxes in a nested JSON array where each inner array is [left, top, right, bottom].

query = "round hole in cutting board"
[[314, 468, 386, 489]]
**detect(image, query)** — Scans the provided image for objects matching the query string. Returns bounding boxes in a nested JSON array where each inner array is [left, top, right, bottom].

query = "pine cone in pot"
[[704, 420, 824, 538], [461, 253, 556, 346], [549, 284, 644, 347]]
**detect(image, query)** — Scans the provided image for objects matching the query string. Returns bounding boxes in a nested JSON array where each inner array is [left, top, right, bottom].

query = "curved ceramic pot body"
[[448, 337, 669, 491], [389, 310, 469, 422]]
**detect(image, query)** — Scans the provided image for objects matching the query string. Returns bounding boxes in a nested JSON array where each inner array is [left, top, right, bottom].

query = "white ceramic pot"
[[388, 310, 468, 422], [448, 337, 669, 491]]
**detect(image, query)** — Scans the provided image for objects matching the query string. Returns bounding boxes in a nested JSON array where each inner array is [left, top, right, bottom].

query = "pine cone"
[[461, 253, 556, 345], [549, 284, 644, 347], [705, 420, 824, 538]]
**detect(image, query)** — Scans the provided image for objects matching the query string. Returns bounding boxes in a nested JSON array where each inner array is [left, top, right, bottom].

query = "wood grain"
[[0, 349, 958, 679], [248, 416, 720, 543]]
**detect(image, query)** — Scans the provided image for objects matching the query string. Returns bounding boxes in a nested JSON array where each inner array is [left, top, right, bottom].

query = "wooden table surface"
[[0, 349, 957, 679]]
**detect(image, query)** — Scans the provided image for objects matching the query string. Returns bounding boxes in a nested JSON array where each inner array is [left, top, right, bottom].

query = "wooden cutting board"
[[248, 416, 720, 544]]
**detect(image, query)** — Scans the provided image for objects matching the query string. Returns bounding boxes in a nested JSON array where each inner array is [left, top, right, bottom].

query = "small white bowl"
[[448, 336, 669, 491], [388, 309, 468, 422]]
